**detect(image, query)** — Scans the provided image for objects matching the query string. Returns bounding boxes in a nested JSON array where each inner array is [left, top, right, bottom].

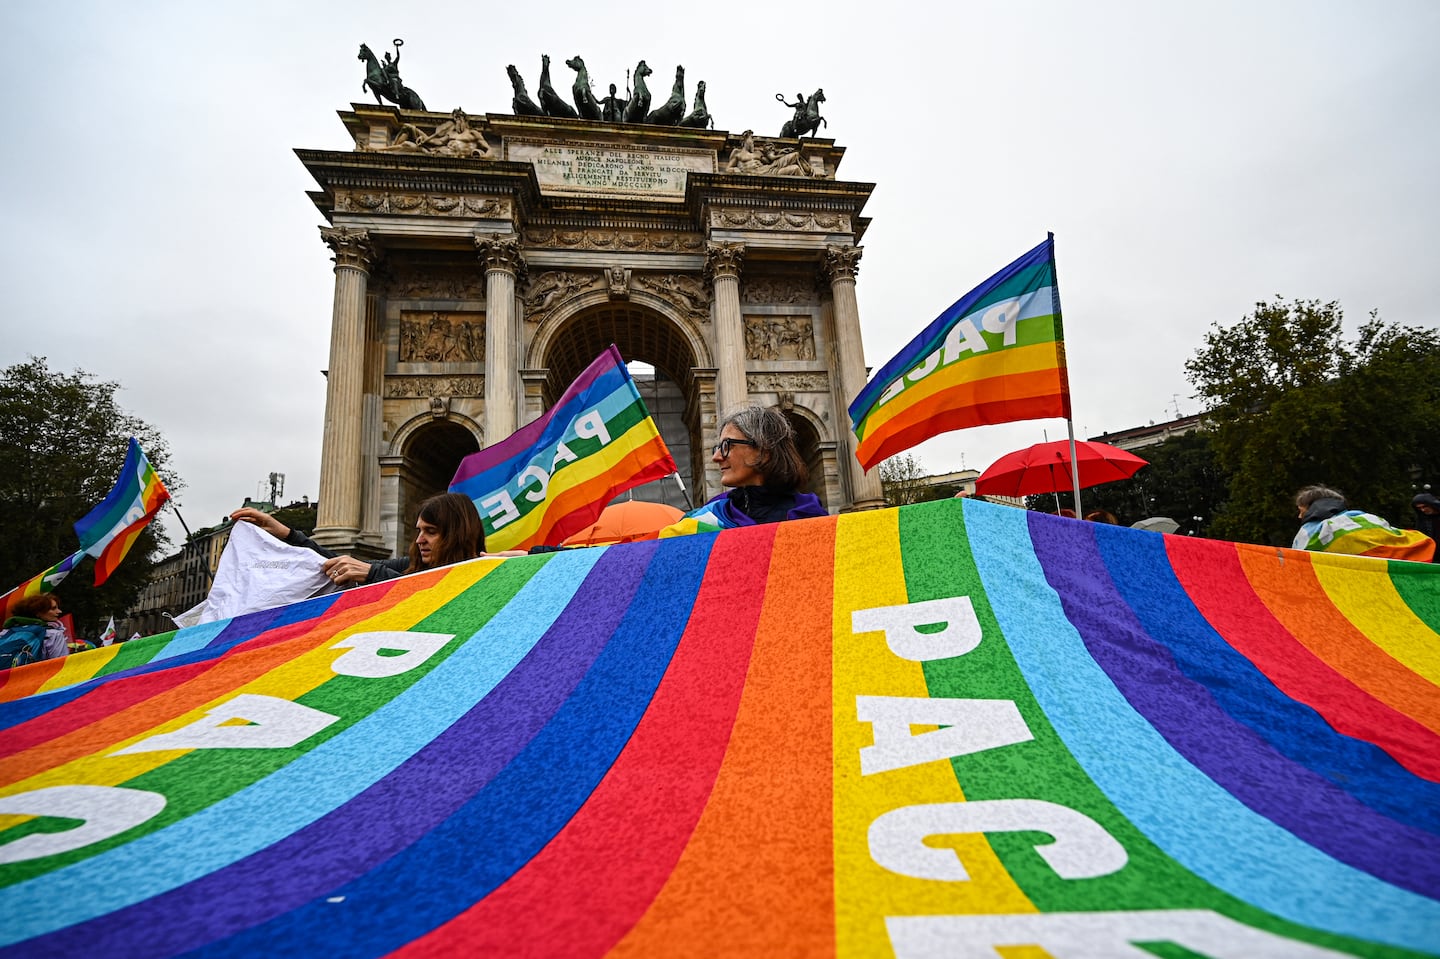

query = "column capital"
[[474, 232, 529, 284], [823, 244, 863, 282], [320, 226, 378, 271], [703, 241, 745, 282]]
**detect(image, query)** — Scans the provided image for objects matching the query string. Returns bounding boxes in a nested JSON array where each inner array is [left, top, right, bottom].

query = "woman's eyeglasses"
[[711, 438, 758, 457]]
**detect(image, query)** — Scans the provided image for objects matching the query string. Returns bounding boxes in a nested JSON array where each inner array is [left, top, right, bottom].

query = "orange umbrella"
[[561, 500, 685, 546]]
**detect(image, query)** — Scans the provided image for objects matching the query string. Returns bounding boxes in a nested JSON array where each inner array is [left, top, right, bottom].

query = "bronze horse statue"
[[622, 60, 652, 124], [679, 80, 713, 128], [506, 64, 544, 116], [358, 40, 426, 111], [565, 56, 603, 121], [646, 65, 686, 125], [537, 54, 578, 118], [779, 88, 826, 139]]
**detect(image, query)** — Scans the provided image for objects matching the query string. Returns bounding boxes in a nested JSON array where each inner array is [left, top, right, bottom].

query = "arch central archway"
[[536, 303, 703, 510]]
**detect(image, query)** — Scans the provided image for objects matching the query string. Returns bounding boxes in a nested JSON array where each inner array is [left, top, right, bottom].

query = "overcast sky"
[[3, 0, 1437, 546]]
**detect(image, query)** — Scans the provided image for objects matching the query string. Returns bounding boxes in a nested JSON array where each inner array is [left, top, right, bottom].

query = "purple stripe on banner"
[[42, 542, 658, 958], [1029, 515, 1440, 898]]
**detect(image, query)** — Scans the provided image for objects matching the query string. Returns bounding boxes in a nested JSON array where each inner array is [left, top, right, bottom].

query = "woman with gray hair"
[[669, 404, 827, 533]]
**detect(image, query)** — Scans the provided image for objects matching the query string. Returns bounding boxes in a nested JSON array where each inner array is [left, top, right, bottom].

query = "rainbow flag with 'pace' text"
[[1, 498, 1437, 957], [449, 346, 676, 552], [849, 236, 1071, 470]]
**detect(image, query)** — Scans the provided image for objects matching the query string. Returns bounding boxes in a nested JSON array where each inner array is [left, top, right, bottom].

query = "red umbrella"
[[975, 440, 1149, 498], [561, 500, 685, 546]]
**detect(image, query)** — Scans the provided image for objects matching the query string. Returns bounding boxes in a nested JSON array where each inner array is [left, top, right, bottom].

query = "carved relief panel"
[[743, 315, 816, 361], [399, 311, 485, 363], [742, 275, 819, 305], [632, 273, 711, 321], [523, 270, 607, 319]]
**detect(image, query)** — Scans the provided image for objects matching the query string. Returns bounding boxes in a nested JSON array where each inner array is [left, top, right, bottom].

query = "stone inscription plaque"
[[507, 139, 714, 201]]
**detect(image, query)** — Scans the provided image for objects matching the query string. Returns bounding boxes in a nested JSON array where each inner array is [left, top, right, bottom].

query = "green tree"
[[1184, 298, 1440, 546], [878, 453, 931, 507], [0, 357, 181, 639]]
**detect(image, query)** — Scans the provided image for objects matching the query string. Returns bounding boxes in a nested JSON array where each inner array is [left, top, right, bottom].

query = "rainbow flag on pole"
[[449, 346, 677, 552], [0, 550, 85, 623], [73, 438, 171, 585], [849, 235, 1071, 470]]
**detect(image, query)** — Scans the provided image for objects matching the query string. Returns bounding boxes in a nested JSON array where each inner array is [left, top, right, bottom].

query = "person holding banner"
[[232, 493, 507, 586], [664, 405, 827, 535]]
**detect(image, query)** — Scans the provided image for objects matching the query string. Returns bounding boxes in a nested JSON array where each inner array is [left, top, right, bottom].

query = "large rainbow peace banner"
[[2, 498, 1437, 957]]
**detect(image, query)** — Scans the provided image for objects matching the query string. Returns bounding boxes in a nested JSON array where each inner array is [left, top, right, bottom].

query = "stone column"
[[475, 233, 527, 444], [824, 244, 886, 510], [314, 226, 378, 548], [704, 242, 746, 416]]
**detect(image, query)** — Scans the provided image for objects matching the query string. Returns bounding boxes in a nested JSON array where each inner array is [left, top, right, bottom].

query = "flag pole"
[[171, 504, 213, 587], [1065, 418, 1083, 516], [670, 471, 693, 510], [1049, 231, 1083, 516]]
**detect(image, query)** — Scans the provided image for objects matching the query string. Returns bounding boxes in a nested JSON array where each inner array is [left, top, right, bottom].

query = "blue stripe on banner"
[[1034, 519, 1440, 898], [201, 533, 716, 958], [965, 504, 1440, 953], [0, 547, 606, 947], [451, 368, 639, 497], [1095, 527, 1440, 836]]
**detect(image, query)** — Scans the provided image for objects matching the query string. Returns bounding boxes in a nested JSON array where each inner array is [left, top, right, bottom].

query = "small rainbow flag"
[[449, 346, 677, 552], [72, 438, 170, 585], [0, 550, 84, 624], [849, 235, 1071, 470]]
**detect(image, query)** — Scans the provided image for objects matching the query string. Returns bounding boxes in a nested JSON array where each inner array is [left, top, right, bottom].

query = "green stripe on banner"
[[896, 500, 1427, 959]]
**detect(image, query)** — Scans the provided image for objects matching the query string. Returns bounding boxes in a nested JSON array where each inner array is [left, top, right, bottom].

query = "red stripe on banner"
[[1236, 546, 1440, 737], [396, 524, 780, 959], [0, 576, 420, 781], [1168, 536, 1440, 782], [610, 517, 838, 957]]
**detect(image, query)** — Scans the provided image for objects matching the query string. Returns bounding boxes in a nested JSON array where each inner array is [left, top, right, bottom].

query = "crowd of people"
[[6, 408, 1437, 668]]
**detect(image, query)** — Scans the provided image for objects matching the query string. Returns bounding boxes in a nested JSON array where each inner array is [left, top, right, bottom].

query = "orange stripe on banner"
[[610, 517, 839, 958], [0, 576, 435, 788], [1237, 548, 1440, 736], [0, 656, 68, 702]]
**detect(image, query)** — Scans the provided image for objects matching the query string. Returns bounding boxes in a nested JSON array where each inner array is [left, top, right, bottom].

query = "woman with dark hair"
[[232, 491, 500, 586], [668, 404, 827, 533]]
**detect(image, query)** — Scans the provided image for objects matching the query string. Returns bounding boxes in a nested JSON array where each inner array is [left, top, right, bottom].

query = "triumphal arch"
[[298, 56, 885, 556]]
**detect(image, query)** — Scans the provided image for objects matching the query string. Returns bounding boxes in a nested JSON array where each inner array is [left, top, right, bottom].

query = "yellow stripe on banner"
[[6, 561, 499, 797], [1310, 557, 1440, 684], [831, 510, 1033, 958], [35, 644, 122, 694]]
